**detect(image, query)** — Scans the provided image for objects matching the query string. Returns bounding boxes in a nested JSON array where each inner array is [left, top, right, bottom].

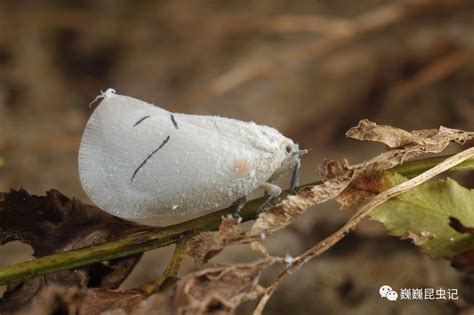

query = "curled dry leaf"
[[25, 258, 280, 315], [337, 120, 474, 209], [346, 120, 473, 150], [0, 189, 152, 312], [26, 285, 87, 315], [25, 285, 143, 315], [345, 119, 424, 148], [74, 288, 144, 315], [345, 120, 474, 172], [134, 258, 278, 315], [186, 160, 354, 265], [187, 121, 474, 266], [252, 148, 474, 312], [2, 121, 471, 314], [253, 120, 474, 238], [187, 217, 247, 265], [334, 170, 386, 210], [248, 175, 352, 237]]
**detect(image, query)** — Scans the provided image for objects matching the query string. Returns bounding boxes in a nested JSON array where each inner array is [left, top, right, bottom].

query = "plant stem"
[[0, 155, 472, 286], [0, 196, 263, 285], [139, 238, 189, 295], [394, 155, 474, 178]]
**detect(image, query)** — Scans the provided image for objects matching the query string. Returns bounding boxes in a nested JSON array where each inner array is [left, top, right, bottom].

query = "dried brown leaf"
[[335, 170, 387, 210], [249, 175, 352, 237], [251, 121, 474, 237], [25, 285, 144, 315], [345, 119, 424, 148], [337, 121, 474, 209], [3, 121, 471, 314], [0, 189, 152, 312], [27, 286, 88, 315], [80, 289, 144, 315], [187, 217, 246, 265], [346, 120, 473, 149], [134, 258, 278, 315], [187, 121, 474, 264], [24, 258, 280, 315], [253, 148, 474, 313], [185, 159, 354, 263], [0, 277, 44, 313]]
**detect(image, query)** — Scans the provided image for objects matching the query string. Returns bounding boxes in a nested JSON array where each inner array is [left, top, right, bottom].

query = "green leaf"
[[370, 172, 474, 257], [0, 157, 4, 167]]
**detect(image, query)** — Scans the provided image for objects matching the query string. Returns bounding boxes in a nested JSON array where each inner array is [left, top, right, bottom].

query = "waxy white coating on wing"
[[79, 93, 300, 218]]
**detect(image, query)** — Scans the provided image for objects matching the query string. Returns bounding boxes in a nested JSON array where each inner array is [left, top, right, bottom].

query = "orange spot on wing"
[[233, 159, 249, 177]]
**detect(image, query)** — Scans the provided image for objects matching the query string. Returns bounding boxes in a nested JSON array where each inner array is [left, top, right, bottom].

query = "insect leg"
[[257, 183, 282, 215], [231, 195, 247, 217], [290, 149, 308, 193], [289, 159, 301, 193]]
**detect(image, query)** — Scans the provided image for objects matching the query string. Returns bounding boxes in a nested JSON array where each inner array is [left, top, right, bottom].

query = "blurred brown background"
[[0, 0, 473, 314]]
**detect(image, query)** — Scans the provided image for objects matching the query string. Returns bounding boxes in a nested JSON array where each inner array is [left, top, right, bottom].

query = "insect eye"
[[285, 145, 292, 154]]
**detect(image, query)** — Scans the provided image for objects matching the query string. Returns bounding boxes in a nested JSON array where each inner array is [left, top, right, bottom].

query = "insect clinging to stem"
[[78, 89, 308, 219]]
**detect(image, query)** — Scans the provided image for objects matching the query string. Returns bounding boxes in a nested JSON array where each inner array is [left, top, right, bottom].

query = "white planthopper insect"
[[78, 89, 307, 218]]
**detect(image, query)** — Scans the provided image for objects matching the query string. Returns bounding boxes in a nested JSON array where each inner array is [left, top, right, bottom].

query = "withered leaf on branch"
[[187, 217, 246, 266], [345, 119, 424, 148], [258, 121, 474, 237], [248, 174, 353, 237], [26, 286, 88, 315], [134, 258, 277, 315], [346, 120, 473, 149], [334, 169, 386, 210], [2, 121, 473, 314], [187, 121, 474, 266], [210, 121, 473, 269], [0, 189, 153, 312], [25, 285, 144, 315], [337, 120, 474, 209], [27, 258, 280, 315]]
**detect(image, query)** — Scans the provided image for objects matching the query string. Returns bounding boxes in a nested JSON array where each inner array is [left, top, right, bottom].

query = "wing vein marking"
[[133, 115, 151, 127], [131, 135, 171, 181], [170, 114, 178, 129]]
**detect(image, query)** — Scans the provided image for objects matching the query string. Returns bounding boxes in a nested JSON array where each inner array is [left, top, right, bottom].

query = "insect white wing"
[[79, 92, 301, 218]]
